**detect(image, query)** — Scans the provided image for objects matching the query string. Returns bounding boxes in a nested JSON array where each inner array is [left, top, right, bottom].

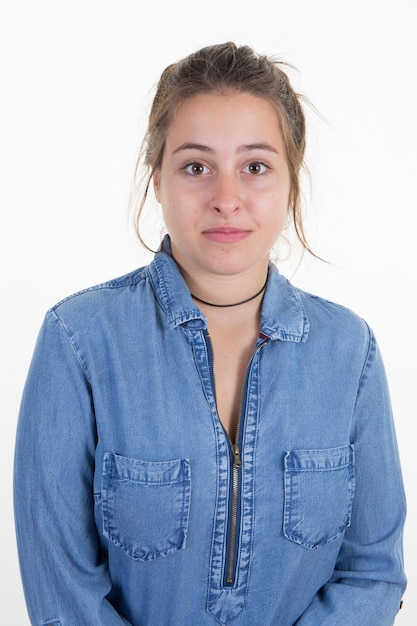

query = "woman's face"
[[153, 91, 291, 280]]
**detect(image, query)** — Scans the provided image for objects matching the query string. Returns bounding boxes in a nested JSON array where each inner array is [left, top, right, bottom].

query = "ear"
[[153, 171, 161, 203]]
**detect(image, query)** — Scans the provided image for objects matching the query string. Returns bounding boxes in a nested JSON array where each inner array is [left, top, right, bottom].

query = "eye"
[[184, 162, 209, 176], [244, 161, 269, 175]]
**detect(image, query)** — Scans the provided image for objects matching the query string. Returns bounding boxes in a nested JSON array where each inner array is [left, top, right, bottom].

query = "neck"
[[191, 277, 267, 308], [169, 242, 269, 310]]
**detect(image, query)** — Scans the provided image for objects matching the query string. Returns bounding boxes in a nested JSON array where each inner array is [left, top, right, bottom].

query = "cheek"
[[273, 213, 288, 236], [266, 190, 289, 217], [264, 196, 289, 238]]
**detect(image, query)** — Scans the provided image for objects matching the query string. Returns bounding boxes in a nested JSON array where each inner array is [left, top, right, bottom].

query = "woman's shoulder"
[[294, 283, 373, 343], [299, 286, 365, 320], [47, 265, 150, 320], [269, 266, 371, 338]]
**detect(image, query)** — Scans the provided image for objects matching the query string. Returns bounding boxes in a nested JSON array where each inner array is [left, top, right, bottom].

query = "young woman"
[[14, 42, 406, 625]]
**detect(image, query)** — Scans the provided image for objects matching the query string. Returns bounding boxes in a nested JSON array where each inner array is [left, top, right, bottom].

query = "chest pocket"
[[101, 453, 191, 561], [283, 445, 355, 549]]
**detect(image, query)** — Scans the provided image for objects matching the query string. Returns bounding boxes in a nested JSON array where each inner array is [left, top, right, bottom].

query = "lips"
[[202, 227, 251, 244]]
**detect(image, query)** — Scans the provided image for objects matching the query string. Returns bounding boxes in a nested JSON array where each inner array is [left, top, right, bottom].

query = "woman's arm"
[[295, 329, 406, 625], [14, 310, 132, 626]]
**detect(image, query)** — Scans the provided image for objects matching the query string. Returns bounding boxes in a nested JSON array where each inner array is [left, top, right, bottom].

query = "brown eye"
[[245, 162, 268, 175], [185, 162, 208, 175]]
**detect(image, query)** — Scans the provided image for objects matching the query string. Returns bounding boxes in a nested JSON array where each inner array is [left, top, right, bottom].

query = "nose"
[[210, 171, 241, 215]]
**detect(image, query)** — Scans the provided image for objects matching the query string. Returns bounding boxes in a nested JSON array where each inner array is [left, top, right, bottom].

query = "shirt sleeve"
[[295, 326, 406, 625], [14, 310, 132, 626]]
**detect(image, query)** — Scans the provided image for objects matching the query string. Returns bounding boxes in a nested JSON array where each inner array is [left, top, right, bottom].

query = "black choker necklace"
[[191, 278, 268, 308]]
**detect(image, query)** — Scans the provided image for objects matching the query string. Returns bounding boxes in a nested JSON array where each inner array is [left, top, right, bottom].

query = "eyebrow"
[[238, 143, 279, 155], [172, 143, 213, 154], [172, 142, 279, 155]]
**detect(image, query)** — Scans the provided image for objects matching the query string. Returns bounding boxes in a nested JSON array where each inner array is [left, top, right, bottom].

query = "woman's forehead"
[[165, 92, 284, 150]]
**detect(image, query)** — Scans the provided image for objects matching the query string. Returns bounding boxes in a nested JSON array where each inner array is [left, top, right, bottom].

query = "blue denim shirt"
[[14, 237, 406, 626]]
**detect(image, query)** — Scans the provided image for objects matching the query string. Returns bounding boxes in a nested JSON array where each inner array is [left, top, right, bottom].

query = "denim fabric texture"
[[14, 236, 406, 625]]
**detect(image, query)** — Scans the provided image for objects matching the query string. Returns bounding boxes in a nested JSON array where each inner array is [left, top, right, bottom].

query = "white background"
[[1, 1, 415, 623]]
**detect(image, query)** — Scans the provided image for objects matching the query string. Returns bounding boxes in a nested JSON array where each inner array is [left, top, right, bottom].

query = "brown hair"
[[132, 41, 315, 256]]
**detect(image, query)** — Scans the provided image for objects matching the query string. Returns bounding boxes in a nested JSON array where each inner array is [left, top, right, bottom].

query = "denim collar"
[[148, 236, 309, 343]]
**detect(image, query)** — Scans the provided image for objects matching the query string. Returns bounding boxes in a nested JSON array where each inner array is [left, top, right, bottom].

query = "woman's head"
[[134, 42, 311, 255]]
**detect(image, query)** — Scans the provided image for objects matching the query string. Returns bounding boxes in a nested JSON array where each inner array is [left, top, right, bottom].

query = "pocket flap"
[[285, 445, 354, 472]]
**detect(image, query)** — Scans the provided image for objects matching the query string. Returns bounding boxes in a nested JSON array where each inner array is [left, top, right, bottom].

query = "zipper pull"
[[232, 444, 242, 468]]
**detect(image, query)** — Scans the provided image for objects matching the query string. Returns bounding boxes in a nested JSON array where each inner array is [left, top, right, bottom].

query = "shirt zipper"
[[205, 332, 268, 588], [225, 444, 242, 585]]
